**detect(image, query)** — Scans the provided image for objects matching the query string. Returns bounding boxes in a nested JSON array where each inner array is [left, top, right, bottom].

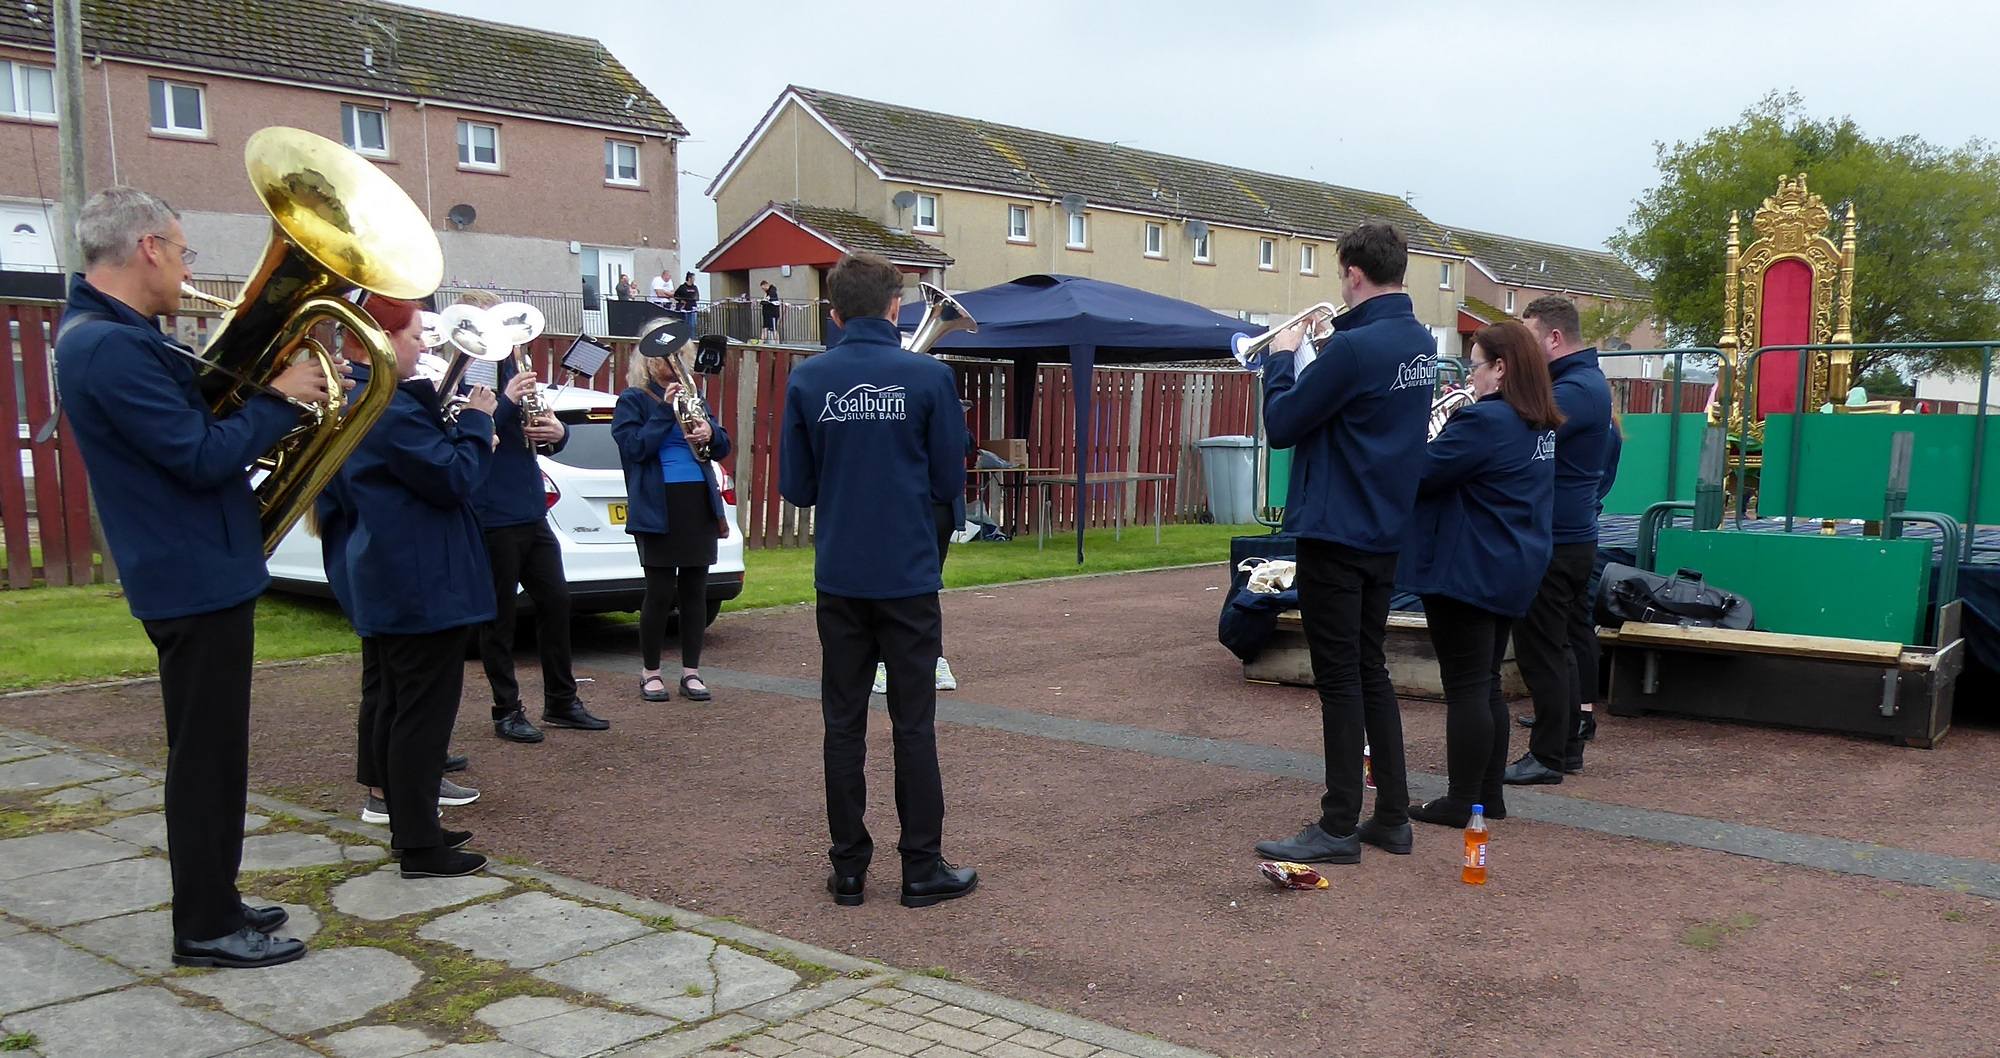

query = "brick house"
[[1448, 228, 1659, 376]]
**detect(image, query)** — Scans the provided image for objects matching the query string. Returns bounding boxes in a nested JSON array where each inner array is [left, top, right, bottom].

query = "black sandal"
[[679, 674, 712, 702], [639, 674, 670, 702]]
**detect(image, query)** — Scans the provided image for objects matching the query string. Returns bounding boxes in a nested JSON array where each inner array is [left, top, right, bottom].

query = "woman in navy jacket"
[[611, 326, 733, 704], [319, 296, 497, 878], [1401, 320, 1563, 827]]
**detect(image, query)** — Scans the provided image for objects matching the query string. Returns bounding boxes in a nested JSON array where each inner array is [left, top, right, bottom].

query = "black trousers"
[[1516, 542, 1597, 768], [356, 637, 383, 788], [933, 503, 954, 650], [639, 565, 708, 670], [478, 521, 576, 717], [1422, 594, 1512, 806], [367, 628, 468, 851], [816, 591, 946, 880], [1295, 537, 1408, 834], [1570, 602, 1602, 705], [142, 599, 255, 942]]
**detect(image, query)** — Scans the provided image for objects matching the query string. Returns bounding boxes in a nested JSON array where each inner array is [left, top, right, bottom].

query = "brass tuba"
[[183, 126, 442, 554], [901, 282, 977, 355]]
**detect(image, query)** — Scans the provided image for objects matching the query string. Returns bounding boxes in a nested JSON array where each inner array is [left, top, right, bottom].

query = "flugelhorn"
[[188, 126, 443, 555], [902, 282, 977, 355], [1231, 302, 1342, 371]]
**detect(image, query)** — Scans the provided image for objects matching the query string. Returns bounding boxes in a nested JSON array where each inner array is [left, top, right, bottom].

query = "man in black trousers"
[[780, 253, 976, 909], [55, 187, 333, 968], [1252, 221, 1435, 866], [1504, 296, 1612, 784]]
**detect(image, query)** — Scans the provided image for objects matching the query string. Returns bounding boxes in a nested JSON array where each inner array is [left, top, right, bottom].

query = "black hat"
[[638, 316, 692, 358]]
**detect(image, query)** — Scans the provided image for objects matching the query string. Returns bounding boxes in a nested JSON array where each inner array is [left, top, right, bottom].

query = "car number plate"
[[607, 502, 627, 525]]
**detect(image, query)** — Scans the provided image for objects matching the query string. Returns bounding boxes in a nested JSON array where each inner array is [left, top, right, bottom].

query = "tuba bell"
[[901, 282, 977, 355], [186, 126, 442, 554]]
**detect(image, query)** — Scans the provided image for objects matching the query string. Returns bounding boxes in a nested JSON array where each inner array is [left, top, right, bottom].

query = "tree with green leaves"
[[1613, 92, 2000, 378]]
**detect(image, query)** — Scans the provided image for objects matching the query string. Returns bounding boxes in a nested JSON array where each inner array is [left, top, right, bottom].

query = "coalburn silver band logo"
[[1389, 353, 1438, 391], [819, 383, 909, 423], [1534, 431, 1557, 461]]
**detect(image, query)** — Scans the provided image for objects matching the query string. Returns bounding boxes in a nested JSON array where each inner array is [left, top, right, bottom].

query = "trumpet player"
[[1252, 221, 1434, 867], [612, 323, 733, 704], [457, 293, 611, 743], [56, 188, 342, 968]]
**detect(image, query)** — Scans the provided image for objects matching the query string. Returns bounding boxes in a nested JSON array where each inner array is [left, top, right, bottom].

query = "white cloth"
[[1236, 557, 1296, 594]]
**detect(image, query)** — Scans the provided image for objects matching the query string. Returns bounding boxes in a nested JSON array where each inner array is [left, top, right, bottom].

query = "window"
[[1300, 244, 1317, 275], [1007, 204, 1030, 242], [1, 61, 56, 120], [1258, 237, 1275, 270], [913, 193, 938, 232], [456, 120, 499, 169], [1066, 212, 1087, 249], [1144, 222, 1164, 258], [604, 140, 640, 185], [1505, 289, 1516, 313], [1192, 231, 1211, 262], [341, 103, 388, 156], [1440, 261, 1454, 289], [147, 78, 205, 136]]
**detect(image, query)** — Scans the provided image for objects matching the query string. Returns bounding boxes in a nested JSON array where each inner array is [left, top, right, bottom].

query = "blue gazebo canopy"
[[893, 274, 1252, 563]]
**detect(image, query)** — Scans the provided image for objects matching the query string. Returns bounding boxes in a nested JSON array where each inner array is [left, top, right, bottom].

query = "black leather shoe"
[[827, 872, 865, 907], [1578, 712, 1597, 742], [1409, 798, 1474, 828], [679, 674, 712, 703], [241, 904, 288, 933], [1254, 823, 1360, 864], [1562, 755, 1585, 775], [494, 708, 544, 744], [390, 829, 474, 859], [444, 753, 469, 773], [400, 847, 488, 879], [1516, 714, 1536, 729], [640, 675, 671, 702], [172, 926, 306, 969], [1356, 818, 1413, 855], [542, 701, 610, 731], [1502, 753, 1564, 785], [901, 860, 977, 908], [1480, 795, 1508, 821]]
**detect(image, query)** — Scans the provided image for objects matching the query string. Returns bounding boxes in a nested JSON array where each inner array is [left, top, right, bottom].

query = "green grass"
[[1, 1031, 40, 1051], [1680, 912, 1762, 951], [0, 587, 355, 691]]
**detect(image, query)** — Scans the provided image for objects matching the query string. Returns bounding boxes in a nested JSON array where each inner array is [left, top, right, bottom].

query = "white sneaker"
[[934, 657, 957, 691], [871, 662, 888, 696]]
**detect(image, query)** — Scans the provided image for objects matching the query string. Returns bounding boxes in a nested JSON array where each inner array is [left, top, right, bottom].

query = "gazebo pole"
[[1071, 344, 1096, 565]]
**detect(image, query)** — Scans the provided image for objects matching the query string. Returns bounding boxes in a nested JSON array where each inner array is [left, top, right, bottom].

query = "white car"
[[266, 385, 745, 626]]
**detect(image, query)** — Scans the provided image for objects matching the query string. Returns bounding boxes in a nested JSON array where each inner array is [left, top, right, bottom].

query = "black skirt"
[[634, 483, 720, 568]]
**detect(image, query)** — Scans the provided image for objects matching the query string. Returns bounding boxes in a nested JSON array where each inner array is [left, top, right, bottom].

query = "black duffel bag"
[[1594, 563, 1753, 630]]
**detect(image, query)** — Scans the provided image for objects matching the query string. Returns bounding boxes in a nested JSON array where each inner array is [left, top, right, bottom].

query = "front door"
[[0, 202, 60, 271]]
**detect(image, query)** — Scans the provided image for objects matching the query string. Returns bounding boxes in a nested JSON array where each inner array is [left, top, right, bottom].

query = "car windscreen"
[[545, 409, 621, 470]]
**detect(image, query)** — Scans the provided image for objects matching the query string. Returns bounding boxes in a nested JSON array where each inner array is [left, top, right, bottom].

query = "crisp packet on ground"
[[1258, 861, 1329, 889]]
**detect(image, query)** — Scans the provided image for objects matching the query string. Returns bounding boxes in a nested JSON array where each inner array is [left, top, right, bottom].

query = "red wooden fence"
[[3, 297, 1257, 586]]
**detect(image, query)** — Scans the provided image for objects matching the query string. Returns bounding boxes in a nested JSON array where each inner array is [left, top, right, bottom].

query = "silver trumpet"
[[1231, 302, 1342, 370], [1428, 382, 1476, 441]]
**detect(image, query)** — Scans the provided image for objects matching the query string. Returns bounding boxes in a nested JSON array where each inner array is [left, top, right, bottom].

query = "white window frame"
[[457, 120, 501, 170], [913, 193, 939, 233], [1300, 243, 1317, 275], [1258, 237, 1275, 271], [1440, 261, 1454, 289], [1143, 222, 1165, 259], [2, 60, 57, 121], [1066, 212, 1088, 249], [1505, 289, 1516, 313], [148, 77, 207, 137], [1007, 204, 1031, 242], [604, 139, 641, 186], [1192, 231, 1211, 263], [341, 103, 389, 157]]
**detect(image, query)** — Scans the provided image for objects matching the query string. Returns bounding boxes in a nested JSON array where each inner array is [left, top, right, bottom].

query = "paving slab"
[[0, 986, 271, 1058], [58, 909, 177, 976], [418, 890, 653, 968], [343, 843, 389, 862], [0, 918, 23, 939], [0, 741, 47, 764], [36, 787, 102, 807], [0, 755, 119, 792], [233, 1042, 322, 1058], [237, 832, 347, 871], [0, 831, 141, 882], [473, 995, 578, 1029], [178, 945, 422, 1035], [321, 1024, 443, 1058], [0, 933, 134, 1015], [712, 945, 805, 1014], [328, 866, 511, 921], [424, 1044, 546, 1057], [499, 1006, 675, 1057], [90, 811, 264, 851], [609, 1013, 763, 1058], [534, 932, 799, 1021], [79, 775, 154, 797], [0, 857, 172, 927], [105, 786, 164, 812]]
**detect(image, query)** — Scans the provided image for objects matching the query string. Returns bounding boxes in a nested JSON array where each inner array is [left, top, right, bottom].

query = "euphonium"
[[186, 126, 442, 554], [902, 282, 977, 355]]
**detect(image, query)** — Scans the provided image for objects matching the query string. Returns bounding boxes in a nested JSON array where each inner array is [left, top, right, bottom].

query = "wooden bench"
[[1244, 610, 1531, 700]]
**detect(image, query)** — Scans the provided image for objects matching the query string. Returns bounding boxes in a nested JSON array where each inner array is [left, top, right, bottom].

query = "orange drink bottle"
[[1462, 804, 1488, 885]]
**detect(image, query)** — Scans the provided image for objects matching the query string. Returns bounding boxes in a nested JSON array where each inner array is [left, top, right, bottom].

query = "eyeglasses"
[[143, 233, 198, 268], [1469, 358, 1494, 373]]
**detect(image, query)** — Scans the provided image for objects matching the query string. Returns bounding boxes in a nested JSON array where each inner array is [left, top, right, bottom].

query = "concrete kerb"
[[896, 975, 1210, 1058], [0, 653, 357, 701]]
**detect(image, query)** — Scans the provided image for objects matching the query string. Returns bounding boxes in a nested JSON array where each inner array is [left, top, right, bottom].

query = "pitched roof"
[[697, 201, 954, 272], [1445, 228, 1646, 301], [1460, 296, 1512, 325], [758, 87, 1458, 255], [0, 0, 683, 136]]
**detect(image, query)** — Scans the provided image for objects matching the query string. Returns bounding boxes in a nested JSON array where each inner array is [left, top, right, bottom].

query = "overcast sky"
[[417, 0, 1999, 289]]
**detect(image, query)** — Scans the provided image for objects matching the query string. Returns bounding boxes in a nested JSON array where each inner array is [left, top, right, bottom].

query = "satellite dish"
[[1186, 219, 1209, 240], [446, 203, 477, 229], [891, 190, 917, 210], [1060, 194, 1087, 216]]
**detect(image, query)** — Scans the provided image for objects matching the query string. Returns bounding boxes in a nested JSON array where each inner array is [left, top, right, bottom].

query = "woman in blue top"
[[1402, 320, 1564, 828], [611, 326, 733, 704]]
